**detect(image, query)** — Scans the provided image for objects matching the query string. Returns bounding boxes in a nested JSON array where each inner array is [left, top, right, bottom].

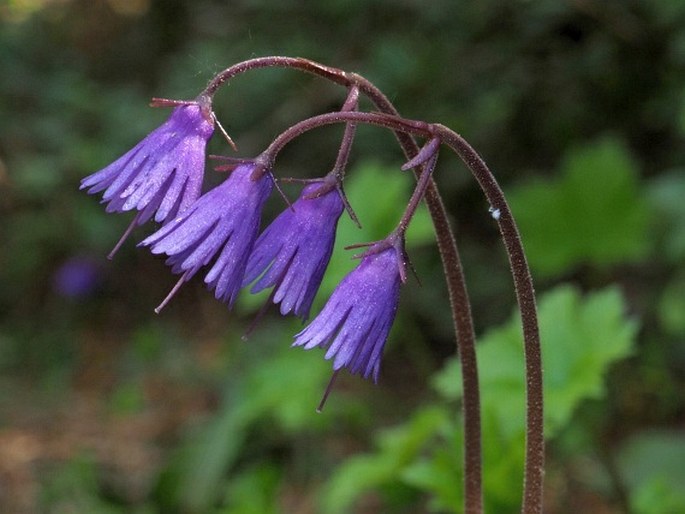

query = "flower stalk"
[[83, 57, 545, 514], [204, 57, 487, 514], [248, 108, 544, 514]]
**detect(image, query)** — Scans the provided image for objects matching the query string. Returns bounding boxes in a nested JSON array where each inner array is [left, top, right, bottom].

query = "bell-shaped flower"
[[81, 97, 215, 231], [140, 163, 273, 311], [243, 180, 344, 320], [293, 237, 405, 383]]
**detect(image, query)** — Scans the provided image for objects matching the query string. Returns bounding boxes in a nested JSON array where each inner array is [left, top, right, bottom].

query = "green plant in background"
[[75, 55, 546, 514], [2, 2, 684, 513], [507, 137, 651, 278], [617, 430, 685, 514], [168, 341, 334, 512], [322, 285, 638, 513], [649, 171, 685, 344]]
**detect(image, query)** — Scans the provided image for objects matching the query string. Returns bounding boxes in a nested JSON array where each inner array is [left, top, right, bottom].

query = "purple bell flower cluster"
[[81, 97, 407, 396]]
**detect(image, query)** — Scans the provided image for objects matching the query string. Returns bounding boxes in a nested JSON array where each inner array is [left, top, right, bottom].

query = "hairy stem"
[[396, 141, 439, 237], [436, 127, 544, 514], [206, 58, 485, 514], [259, 109, 543, 514], [262, 107, 488, 507], [331, 86, 361, 227], [340, 79, 484, 514], [203, 57, 351, 97]]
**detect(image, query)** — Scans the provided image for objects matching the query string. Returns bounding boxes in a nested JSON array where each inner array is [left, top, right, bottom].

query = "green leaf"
[[327, 284, 637, 513], [401, 422, 463, 513], [435, 284, 637, 438], [178, 337, 334, 512], [240, 337, 338, 432], [178, 386, 252, 512], [507, 137, 651, 277], [631, 479, 685, 514], [658, 271, 685, 336], [429, 284, 637, 511], [218, 464, 282, 514], [538, 285, 638, 435]]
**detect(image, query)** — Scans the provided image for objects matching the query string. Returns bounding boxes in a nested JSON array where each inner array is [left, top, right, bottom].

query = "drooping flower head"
[[243, 179, 345, 320], [80, 96, 215, 228], [293, 236, 406, 384], [140, 162, 273, 311]]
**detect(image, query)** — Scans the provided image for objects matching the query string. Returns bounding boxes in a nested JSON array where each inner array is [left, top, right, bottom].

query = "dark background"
[[1, 1, 684, 512]]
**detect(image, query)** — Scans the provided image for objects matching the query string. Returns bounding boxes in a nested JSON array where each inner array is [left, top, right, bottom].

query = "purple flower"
[[293, 242, 404, 382], [243, 181, 344, 320], [140, 163, 273, 310], [80, 99, 214, 226], [52, 256, 102, 298]]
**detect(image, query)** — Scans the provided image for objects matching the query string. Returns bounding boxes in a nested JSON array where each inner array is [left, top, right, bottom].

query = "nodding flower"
[[243, 179, 345, 320], [140, 162, 273, 312], [81, 97, 215, 257], [293, 237, 406, 384]]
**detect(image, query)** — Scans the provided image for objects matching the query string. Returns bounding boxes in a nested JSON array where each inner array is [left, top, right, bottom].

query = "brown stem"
[[331, 86, 361, 227], [396, 149, 438, 238], [260, 112, 431, 160], [257, 109, 543, 514], [339, 80, 484, 514], [203, 57, 350, 97], [205, 58, 485, 514], [425, 180, 483, 514], [261, 109, 486, 513], [434, 126, 544, 514]]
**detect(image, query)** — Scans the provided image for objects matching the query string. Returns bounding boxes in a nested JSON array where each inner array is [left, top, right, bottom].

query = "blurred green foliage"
[[1, 1, 684, 513], [324, 285, 637, 513], [508, 137, 650, 277], [617, 431, 685, 514]]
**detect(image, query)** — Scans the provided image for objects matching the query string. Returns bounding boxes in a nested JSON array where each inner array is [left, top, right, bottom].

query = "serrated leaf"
[[539, 285, 638, 434], [435, 284, 637, 438], [316, 284, 637, 513], [427, 285, 637, 511], [507, 137, 651, 277]]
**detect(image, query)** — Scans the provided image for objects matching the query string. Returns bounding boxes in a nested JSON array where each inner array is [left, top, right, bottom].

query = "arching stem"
[[205, 57, 486, 514], [258, 109, 543, 514], [436, 127, 544, 514], [345, 81, 484, 514]]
